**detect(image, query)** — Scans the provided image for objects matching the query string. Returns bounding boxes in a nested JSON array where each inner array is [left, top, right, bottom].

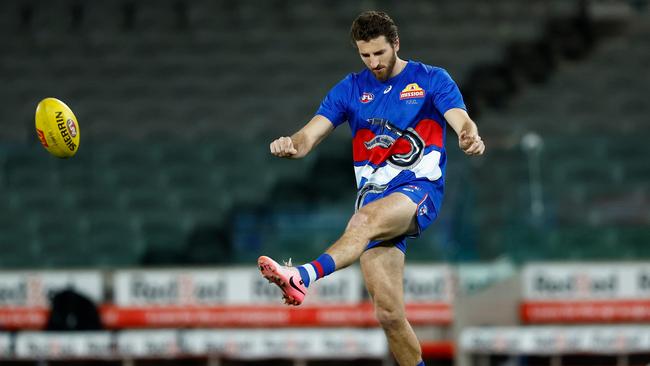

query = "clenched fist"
[[270, 136, 298, 158], [459, 130, 485, 156]]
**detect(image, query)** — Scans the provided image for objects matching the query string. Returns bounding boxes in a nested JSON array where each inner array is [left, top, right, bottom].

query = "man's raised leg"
[[258, 192, 418, 305]]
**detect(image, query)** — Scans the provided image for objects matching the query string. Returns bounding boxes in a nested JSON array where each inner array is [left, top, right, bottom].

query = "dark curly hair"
[[350, 11, 399, 47]]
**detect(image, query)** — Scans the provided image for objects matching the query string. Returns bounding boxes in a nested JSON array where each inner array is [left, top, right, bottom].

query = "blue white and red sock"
[[296, 253, 336, 287]]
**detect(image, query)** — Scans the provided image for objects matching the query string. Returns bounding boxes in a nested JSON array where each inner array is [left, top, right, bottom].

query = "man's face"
[[356, 36, 399, 82]]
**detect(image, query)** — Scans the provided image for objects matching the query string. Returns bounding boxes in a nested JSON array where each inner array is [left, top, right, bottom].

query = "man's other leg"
[[361, 244, 423, 366]]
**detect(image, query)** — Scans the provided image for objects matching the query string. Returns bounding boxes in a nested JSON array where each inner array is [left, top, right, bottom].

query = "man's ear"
[[393, 37, 400, 52]]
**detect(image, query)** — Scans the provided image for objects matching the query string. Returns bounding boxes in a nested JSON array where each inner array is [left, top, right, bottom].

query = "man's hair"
[[350, 11, 399, 47]]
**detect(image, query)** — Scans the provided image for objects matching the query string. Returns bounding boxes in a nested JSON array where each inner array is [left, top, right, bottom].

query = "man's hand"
[[459, 130, 485, 156], [444, 108, 485, 156], [270, 136, 298, 158]]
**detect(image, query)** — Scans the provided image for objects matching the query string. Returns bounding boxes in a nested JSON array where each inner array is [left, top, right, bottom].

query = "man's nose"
[[369, 57, 380, 69]]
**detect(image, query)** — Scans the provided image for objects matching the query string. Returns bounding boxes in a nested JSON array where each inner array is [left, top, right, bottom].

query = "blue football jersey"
[[316, 60, 466, 212]]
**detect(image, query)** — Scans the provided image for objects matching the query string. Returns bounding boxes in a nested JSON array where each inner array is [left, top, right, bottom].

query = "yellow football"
[[34, 97, 80, 158]]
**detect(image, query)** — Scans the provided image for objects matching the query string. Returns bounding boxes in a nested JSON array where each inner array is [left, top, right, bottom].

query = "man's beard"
[[372, 53, 397, 81]]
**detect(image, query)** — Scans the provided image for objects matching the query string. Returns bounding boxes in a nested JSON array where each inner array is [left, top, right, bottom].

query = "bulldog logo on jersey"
[[363, 118, 425, 169], [399, 83, 425, 100], [360, 92, 374, 104]]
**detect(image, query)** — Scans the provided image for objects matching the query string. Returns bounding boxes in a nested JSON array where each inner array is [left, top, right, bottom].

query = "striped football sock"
[[296, 253, 336, 288]]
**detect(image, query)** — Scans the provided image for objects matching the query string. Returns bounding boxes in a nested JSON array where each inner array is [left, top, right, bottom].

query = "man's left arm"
[[444, 108, 485, 156]]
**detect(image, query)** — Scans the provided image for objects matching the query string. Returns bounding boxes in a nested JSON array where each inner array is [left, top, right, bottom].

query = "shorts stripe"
[[418, 193, 429, 206]]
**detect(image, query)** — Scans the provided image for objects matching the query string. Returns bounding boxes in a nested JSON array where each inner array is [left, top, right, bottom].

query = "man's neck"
[[389, 58, 408, 79]]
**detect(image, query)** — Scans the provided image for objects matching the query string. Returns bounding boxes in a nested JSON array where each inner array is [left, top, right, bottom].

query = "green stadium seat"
[[119, 187, 174, 214], [85, 211, 135, 236], [268, 181, 315, 206], [624, 161, 650, 183], [35, 210, 85, 235], [616, 227, 650, 258], [3, 148, 56, 191], [495, 226, 549, 263], [265, 155, 316, 183], [222, 163, 275, 205], [138, 216, 190, 265], [51, 153, 99, 189], [100, 144, 160, 168], [11, 189, 75, 212], [606, 139, 649, 160], [37, 243, 92, 268], [475, 154, 528, 186], [5, 148, 50, 168], [101, 165, 164, 190], [308, 154, 356, 203], [544, 136, 608, 162], [0, 213, 39, 268], [163, 164, 222, 191], [155, 142, 212, 168], [405, 237, 447, 263], [171, 189, 231, 224], [0, 234, 38, 268], [5, 167, 55, 188], [90, 233, 144, 267], [547, 226, 618, 260], [73, 190, 122, 212], [552, 160, 623, 185], [83, 212, 143, 266], [183, 223, 231, 265]]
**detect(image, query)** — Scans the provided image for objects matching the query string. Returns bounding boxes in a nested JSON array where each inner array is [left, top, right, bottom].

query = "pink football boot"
[[258, 256, 307, 306]]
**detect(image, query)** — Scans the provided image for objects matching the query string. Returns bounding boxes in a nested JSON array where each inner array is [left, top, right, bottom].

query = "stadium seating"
[[473, 9, 650, 261], [0, 0, 647, 268]]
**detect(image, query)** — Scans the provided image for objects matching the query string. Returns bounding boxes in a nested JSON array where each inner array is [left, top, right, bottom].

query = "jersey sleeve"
[[315, 74, 354, 127], [431, 69, 466, 115]]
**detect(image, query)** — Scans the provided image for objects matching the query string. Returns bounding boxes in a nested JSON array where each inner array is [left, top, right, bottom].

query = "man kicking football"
[[259, 10, 485, 366]]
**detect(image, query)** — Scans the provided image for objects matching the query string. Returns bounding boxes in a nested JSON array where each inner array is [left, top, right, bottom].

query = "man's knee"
[[348, 207, 390, 237], [374, 302, 406, 330], [347, 209, 374, 232]]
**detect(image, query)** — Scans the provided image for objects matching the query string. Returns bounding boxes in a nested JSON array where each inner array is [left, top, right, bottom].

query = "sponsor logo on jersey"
[[383, 85, 392, 94], [360, 92, 374, 103], [400, 83, 425, 100]]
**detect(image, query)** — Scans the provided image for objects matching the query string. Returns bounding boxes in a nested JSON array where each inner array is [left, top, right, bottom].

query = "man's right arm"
[[270, 115, 335, 159]]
